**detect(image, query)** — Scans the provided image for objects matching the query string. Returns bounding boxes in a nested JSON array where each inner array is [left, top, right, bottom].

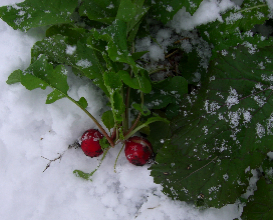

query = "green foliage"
[[148, 0, 203, 24], [198, 0, 272, 59], [241, 177, 273, 219], [0, 0, 78, 31], [150, 45, 273, 207], [2, 0, 273, 216]]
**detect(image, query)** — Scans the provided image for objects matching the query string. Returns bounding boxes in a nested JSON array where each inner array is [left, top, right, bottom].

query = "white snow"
[[0, 0, 245, 219]]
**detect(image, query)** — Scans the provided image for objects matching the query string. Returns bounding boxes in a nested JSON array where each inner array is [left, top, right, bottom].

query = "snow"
[[0, 0, 245, 219]]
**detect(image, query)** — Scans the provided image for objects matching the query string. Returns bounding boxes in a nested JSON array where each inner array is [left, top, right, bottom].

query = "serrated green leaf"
[[99, 137, 110, 150], [92, 19, 135, 66], [150, 45, 273, 208], [6, 69, 22, 85], [7, 55, 88, 110], [198, 0, 271, 58], [103, 71, 122, 89], [31, 34, 108, 96], [0, 0, 78, 31], [149, 0, 203, 24], [79, 0, 119, 25], [241, 177, 273, 220], [101, 110, 115, 130]]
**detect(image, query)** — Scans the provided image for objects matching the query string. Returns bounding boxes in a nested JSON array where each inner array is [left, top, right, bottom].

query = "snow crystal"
[[204, 100, 221, 114], [256, 123, 265, 138], [266, 113, 273, 135], [225, 12, 243, 24], [166, 5, 174, 12], [106, 3, 114, 9], [258, 61, 265, 69], [223, 174, 229, 181], [225, 87, 239, 109], [66, 45, 76, 55], [76, 59, 92, 68]]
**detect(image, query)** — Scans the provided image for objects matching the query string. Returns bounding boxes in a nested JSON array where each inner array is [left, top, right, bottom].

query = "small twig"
[[41, 153, 64, 172], [165, 49, 179, 59], [42, 141, 80, 172]]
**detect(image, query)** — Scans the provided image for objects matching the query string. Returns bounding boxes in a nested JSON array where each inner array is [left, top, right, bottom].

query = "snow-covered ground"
[[0, 0, 244, 219]]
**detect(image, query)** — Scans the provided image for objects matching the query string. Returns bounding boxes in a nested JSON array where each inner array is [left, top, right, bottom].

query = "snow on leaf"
[[150, 45, 273, 208], [0, 0, 78, 31]]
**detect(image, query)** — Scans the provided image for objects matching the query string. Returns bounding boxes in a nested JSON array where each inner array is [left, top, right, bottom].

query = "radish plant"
[[1, 0, 273, 218]]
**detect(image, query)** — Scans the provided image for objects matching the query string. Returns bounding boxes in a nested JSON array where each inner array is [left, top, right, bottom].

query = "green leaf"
[[92, 19, 135, 66], [103, 71, 125, 122], [73, 169, 93, 180], [0, 0, 78, 31], [101, 110, 115, 130], [149, 0, 203, 24], [6, 69, 22, 85], [241, 177, 273, 220], [117, 0, 149, 34], [179, 49, 206, 84], [99, 137, 110, 150], [198, 0, 271, 58], [77, 97, 88, 109], [131, 51, 149, 61], [150, 45, 273, 208], [132, 103, 151, 116], [119, 69, 151, 93], [7, 55, 88, 110], [79, 0, 120, 25], [31, 34, 108, 96], [144, 76, 188, 110], [147, 121, 171, 153]]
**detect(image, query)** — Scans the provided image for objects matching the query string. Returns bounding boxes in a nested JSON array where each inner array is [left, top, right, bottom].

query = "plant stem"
[[67, 96, 115, 147], [114, 143, 125, 173], [124, 112, 141, 138]]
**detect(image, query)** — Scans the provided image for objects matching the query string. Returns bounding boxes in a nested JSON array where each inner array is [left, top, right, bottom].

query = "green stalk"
[[67, 96, 115, 147]]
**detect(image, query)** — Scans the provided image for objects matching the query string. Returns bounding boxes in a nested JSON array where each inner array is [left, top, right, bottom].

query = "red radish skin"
[[125, 136, 153, 166], [81, 129, 104, 157]]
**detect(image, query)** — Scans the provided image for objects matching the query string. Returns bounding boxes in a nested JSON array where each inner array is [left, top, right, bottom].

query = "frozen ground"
[[0, 0, 244, 219]]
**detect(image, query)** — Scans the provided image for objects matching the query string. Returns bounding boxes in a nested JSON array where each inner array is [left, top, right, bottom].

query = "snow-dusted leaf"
[[149, 0, 203, 24], [144, 76, 188, 110], [92, 19, 135, 66], [198, 0, 272, 58], [117, 0, 149, 35], [0, 0, 78, 31], [6, 55, 87, 109], [241, 177, 273, 220], [31, 33, 108, 95], [150, 45, 273, 208], [79, 0, 119, 25], [119, 70, 151, 93]]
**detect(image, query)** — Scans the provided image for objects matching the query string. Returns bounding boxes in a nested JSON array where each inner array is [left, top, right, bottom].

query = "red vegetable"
[[125, 136, 153, 166], [81, 129, 103, 157]]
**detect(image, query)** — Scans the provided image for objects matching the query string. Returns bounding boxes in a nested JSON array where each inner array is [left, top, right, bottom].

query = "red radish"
[[81, 129, 104, 157], [125, 136, 153, 166]]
